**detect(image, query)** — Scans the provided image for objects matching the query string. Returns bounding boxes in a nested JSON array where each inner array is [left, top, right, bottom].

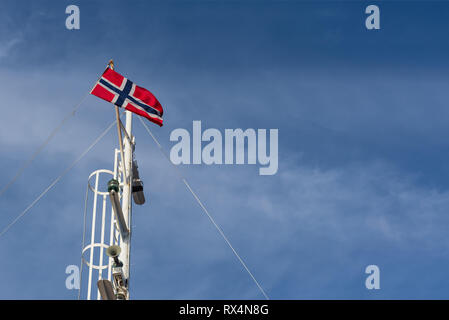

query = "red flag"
[[91, 67, 163, 126]]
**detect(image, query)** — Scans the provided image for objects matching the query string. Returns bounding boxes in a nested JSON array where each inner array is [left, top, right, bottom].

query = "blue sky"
[[1, 0, 449, 299]]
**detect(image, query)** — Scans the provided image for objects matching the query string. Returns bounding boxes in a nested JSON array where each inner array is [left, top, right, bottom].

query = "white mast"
[[110, 60, 133, 296], [119, 110, 133, 294], [81, 61, 140, 300]]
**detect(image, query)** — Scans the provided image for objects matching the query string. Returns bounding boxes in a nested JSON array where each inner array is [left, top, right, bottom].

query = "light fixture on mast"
[[105, 245, 127, 300], [107, 179, 130, 239], [132, 160, 145, 205]]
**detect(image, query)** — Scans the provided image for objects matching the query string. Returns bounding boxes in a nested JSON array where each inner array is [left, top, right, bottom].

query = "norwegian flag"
[[91, 67, 163, 126]]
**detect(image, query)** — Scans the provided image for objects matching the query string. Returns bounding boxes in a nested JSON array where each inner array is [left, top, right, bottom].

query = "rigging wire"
[[0, 74, 104, 198], [0, 116, 120, 239], [78, 181, 90, 300], [138, 117, 270, 300]]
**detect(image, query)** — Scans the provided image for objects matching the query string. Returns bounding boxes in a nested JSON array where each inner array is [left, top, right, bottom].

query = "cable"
[[138, 117, 269, 300], [78, 182, 90, 300], [0, 117, 119, 239], [0, 72, 105, 198]]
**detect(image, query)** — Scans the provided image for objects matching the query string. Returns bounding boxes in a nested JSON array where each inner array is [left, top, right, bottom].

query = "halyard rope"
[[138, 117, 269, 300]]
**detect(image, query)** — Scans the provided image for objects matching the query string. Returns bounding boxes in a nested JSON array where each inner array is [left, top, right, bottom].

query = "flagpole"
[[108, 60, 127, 183], [115, 106, 127, 180], [109, 59, 133, 299]]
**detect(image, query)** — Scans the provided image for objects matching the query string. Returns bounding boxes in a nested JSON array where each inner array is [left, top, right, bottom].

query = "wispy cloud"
[[0, 36, 21, 59]]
